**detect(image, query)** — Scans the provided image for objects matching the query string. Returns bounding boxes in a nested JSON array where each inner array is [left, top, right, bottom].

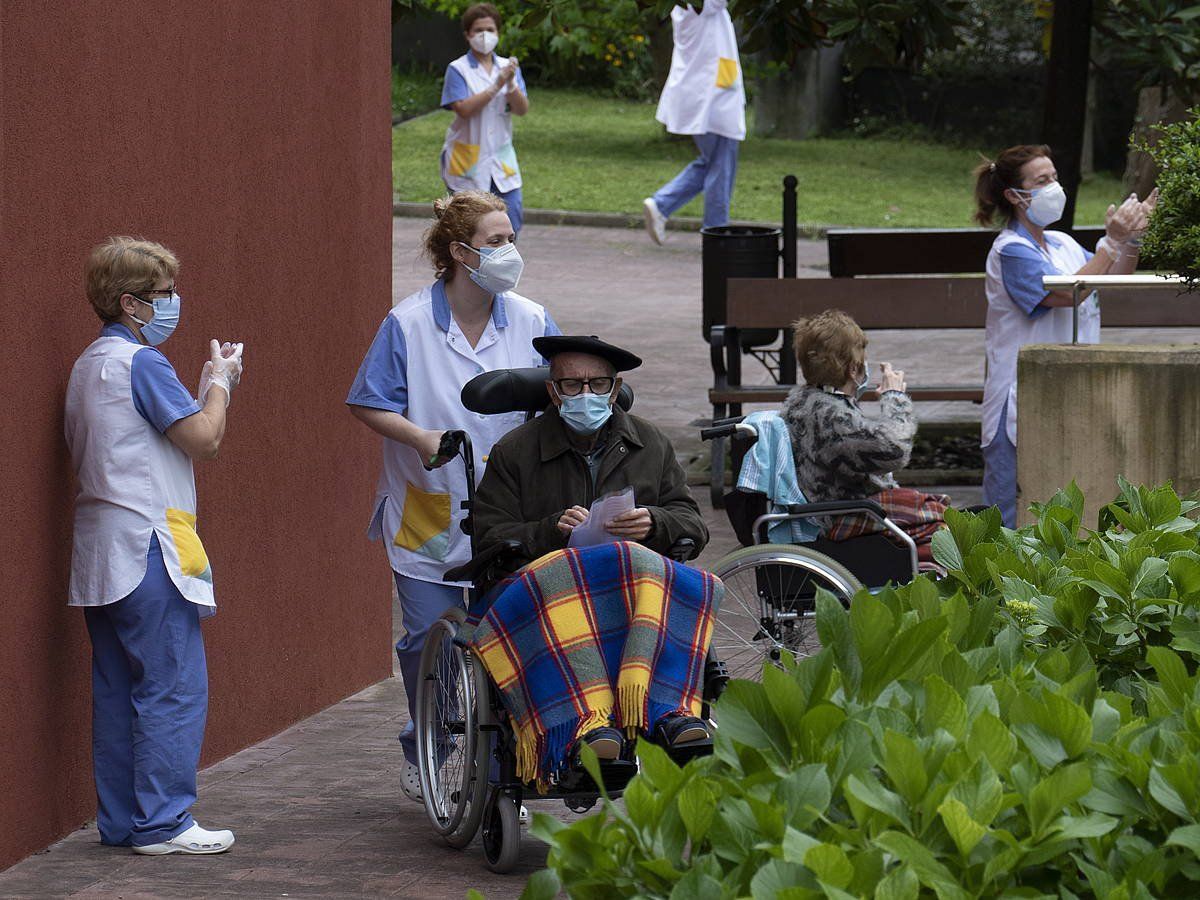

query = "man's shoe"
[[575, 726, 624, 761], [132, 823, 234, 855], [643, 198, 667, 245], [654, 714, 710, 747], [401, 761, 423, 803]]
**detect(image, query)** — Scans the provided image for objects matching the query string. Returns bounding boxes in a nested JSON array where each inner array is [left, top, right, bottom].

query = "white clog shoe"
[[133, 822, 235, 855]]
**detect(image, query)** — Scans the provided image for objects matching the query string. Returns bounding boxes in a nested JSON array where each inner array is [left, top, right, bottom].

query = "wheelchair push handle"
[[424, 429, 470, 470], [700, 419, 757, 442]]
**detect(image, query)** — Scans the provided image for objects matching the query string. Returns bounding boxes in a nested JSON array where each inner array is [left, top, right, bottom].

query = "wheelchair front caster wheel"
[[481, 793, 521, 873]]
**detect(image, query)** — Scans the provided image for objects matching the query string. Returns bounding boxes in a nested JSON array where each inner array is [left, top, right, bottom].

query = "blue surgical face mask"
[[854, 357, 871, 400], [557, 391, 613, 435], [130, 292, 182, 346]]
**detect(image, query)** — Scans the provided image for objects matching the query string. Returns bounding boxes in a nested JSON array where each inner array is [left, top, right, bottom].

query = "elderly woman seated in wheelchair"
[[414, 335, 725, 872], [699, 309, 950, 682]]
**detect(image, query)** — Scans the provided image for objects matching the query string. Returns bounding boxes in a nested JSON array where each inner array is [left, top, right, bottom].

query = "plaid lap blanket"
[[467, 541, 722, 788], [825, 487, 950, 544]]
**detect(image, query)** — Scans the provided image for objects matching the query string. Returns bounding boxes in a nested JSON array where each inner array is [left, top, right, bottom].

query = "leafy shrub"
[[400, 0, 659, 99], [520, 480, 1200, 899], [1140, 109, 1200, 292], [391, 66, 444, 121]]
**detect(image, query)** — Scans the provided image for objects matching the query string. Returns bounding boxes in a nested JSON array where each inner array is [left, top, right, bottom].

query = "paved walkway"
[[2, 218, 1192, 897]]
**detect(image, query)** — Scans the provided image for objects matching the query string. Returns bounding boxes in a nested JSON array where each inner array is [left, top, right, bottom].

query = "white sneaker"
[[643, 198, 667, 245], [401, 761, 423, 803], [132, 822, 234, 855], [519, 804, 529, 825]]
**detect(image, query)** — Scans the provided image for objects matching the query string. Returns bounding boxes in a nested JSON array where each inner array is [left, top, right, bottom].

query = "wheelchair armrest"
[[784, 499, 887, 519], [667, 538, 698, 562], [444, 539, 524, 585]]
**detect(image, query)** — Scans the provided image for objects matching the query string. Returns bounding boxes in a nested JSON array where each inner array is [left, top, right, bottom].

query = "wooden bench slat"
[[724, 277, 1200, 330], [710, 386, 984, 404], [826, 227, 1106, 277]]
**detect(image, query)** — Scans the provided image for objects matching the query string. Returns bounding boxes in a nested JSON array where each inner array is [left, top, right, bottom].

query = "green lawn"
[[393, 89, 1125, 228]]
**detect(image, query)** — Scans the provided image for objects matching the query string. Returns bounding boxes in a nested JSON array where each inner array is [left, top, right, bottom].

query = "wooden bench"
[[706, 266, 1200, 505]]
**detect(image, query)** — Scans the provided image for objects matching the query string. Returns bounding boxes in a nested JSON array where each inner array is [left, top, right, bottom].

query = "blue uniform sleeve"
[[543, 310, 562, 337], [346, 315, 408, 415], [441, 66, 470, 110], [999, 243, 1057, 318], [130, 348, 202, 434]]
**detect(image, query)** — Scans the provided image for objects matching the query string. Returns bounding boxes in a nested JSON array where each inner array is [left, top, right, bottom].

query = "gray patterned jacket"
[[779, 384, 917, 502]]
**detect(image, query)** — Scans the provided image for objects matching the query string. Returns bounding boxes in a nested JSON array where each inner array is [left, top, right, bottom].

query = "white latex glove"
[[1104, 194, 1143, 245], [199, 339, 244, 406]]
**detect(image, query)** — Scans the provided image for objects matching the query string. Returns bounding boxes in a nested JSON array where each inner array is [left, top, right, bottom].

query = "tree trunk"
[[752, 45, 844, 140], [1123, 86, 1189, 200]]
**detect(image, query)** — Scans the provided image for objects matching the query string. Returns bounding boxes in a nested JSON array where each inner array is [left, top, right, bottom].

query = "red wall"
[[0, 2, 393, 869]]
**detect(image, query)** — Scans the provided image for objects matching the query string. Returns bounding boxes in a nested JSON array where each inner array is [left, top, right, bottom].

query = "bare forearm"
[[507, 88, 528, 116], [349, 406, 423, 448], [167, 391, 227, 460]]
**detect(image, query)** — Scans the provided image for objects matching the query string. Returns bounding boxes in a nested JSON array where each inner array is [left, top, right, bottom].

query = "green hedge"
[[519, 479, 1200, 899]]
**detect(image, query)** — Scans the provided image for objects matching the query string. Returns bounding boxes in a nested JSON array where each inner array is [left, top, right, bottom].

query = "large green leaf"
[[677, 779, 716, 844], [1010, 692, 1092, 768], [874, 865, 919, 900], [1028, 763, 1092, 837], [804, 843, 855, 889], [937, 797, 987, 857], [882, 730, 928, 805], [845, 773, 912, 831], [1147, 645, 1193, 707], [872, 831, 971, 900]]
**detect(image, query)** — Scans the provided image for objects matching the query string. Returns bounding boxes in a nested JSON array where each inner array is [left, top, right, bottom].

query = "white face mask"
[[1015, 181, 1067, 227], [457, 241, 524, 295], [469, 31, 498, 55]]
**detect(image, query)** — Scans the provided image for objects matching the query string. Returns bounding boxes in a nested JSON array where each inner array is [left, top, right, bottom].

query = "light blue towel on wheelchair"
[[735, 412, 821, 544]]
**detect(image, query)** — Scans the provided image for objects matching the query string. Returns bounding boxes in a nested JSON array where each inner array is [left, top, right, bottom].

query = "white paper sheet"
[[567, 486, 636, 548]]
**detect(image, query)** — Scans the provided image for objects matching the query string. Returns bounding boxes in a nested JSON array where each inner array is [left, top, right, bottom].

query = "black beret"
[[533, 334, 642, 372]]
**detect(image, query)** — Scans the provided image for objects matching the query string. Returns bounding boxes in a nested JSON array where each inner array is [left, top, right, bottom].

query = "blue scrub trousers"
[[492, 181, 523, 236], [83, 533, 207, 847], [652, 133, 740, 228], [983, 401, 1018, 528], [393, 571, 465, 764]]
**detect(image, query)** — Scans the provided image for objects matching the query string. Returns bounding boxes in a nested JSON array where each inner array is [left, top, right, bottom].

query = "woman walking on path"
[[346, 191, 559, 804], [439, 3, 530, 234], [642, 0, 746, 243]]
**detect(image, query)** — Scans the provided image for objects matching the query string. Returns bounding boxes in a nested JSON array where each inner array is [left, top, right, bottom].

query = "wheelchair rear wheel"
[[709, 544, 862, 680], [416, 608, 490, 847]]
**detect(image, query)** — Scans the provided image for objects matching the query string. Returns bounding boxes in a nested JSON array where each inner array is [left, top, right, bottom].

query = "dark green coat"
[[473, 404, 708, 569]]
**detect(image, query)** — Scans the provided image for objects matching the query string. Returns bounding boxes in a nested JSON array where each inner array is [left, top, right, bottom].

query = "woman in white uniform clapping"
[[973, 145, 1156, 526]]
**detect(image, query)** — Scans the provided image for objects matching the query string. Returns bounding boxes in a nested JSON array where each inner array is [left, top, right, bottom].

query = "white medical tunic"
[[346, 280, 559, 584], [66, 327, 216, 614], [982, 221, 1099, 447], [440, 52, 527, 194], [655, 0, 746, 141]]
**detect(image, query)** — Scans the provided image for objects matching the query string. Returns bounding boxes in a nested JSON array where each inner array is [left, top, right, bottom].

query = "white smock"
[[65, 336, 215, 613], [982, 225, 1100, 448], [655, 0, 746, 140], [368, 286, 551, 584], [441, 52, 524, 194]]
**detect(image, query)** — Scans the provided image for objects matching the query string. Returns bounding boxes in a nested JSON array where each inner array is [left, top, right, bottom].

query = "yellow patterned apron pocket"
[[394, 483, 453, 561], [448, 141, 480, 177], [165, 508, 212, 583], [494, 141, 520, 178], [715, 57, 738, 89]]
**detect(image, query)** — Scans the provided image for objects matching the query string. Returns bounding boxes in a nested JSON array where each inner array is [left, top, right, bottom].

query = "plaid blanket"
[[825, 487, 950, 544], [467, 541, 721, 787]]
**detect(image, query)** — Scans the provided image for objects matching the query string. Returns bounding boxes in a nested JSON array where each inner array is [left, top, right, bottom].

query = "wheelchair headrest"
[[461, 367, 635, 415]]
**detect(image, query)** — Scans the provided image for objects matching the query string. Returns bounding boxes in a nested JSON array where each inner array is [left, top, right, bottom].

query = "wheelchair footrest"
[[554, 758, 638, 796], [665, 738, 714, 765]]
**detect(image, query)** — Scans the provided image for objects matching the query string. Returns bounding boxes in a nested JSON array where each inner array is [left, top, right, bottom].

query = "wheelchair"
[[413, 368, 728, 873], [700, 416, 921, 681]]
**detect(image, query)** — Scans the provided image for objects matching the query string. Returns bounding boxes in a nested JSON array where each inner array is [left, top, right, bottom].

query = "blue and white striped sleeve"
[[998, 242, 1057, 318], [346, 316, 409, 415]]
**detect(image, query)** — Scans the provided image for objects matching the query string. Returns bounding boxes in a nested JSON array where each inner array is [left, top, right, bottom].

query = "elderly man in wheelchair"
[[414, 334, 724, 872]]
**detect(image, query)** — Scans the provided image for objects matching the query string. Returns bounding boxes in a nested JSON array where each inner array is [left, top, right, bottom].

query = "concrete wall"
[[0, 1, 393, 870], [1017, 344, 1200, 526]]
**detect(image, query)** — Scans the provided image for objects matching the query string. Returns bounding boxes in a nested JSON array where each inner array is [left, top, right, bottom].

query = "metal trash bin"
[[700, 225, 781, 347]]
